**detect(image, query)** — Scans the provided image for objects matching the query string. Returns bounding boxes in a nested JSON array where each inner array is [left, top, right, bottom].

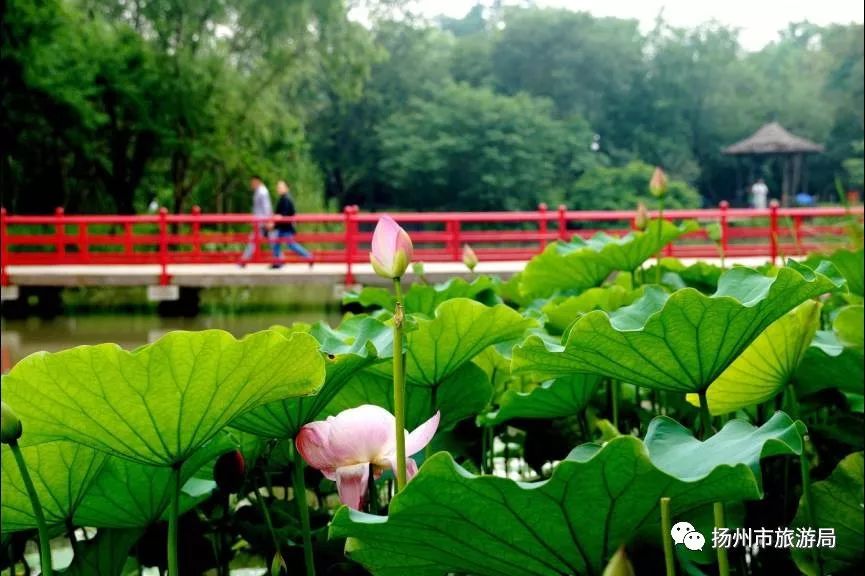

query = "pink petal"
[[335, 463, 370, 510], [325, 405, 395, 465], [406, 411, 440, 456], [370, 215, 400, 271], [406, 458, 419, 480], [296, 421, 338, 472]]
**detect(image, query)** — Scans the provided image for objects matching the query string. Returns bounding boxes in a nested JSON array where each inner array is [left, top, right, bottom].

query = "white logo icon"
[[671, 521, 705, 551]]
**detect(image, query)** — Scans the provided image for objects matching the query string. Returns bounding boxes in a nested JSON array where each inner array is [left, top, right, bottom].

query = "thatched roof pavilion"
[[723, 122, 824, 206]]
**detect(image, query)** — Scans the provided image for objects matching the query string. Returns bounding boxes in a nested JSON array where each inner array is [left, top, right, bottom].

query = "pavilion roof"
[[722, 122, 824, 155]]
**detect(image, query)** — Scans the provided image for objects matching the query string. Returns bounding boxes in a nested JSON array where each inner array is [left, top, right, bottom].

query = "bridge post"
[[448, 219, 461, 261], [344, 205, 356, 285], [54, 207, 66, 262], [77, 214, 89, 263], [538, 203, 548, 249], [769, 200, 779, 265], [719, 201, 729, 255], [557, 205, 567, 242], [192, 205, 202, 259], [158, 207, 170, 285]]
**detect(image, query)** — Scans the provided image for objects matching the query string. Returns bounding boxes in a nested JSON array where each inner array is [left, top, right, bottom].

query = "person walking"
[[239, 175, 273, 267], [271, 181, 313, 268], [750, 178, 769, 210]]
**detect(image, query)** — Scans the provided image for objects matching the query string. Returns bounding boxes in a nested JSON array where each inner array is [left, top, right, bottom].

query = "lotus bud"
[[370, 215, 413, 279], [462, 244, 479, 272], [635, 202, 649, 231], [213, 450, 246, 493], [1, 401, 23, 444], [649, 166, 668, 198], [412, 261, 425, 277], [602, 546, 635, 576]]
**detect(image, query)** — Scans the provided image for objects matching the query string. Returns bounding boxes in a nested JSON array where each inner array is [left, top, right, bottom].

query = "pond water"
[[1, 309, 343, 371]]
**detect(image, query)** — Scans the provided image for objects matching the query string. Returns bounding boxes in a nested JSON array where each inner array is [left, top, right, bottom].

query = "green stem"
[[293, 448, 315, 576], [611, 380, 620, 431], [9, 441, 52, 576], [660, 496, 675, 576], [698, 393, 713, 440], [655, 199, 665, 284], [480, 424, 488, 474], [392, 277, 408, 491], [253, 479, 282, 575], [800, 449, 824, 576], [66, 519, 82, 561], [713, 502, 730, 576], [167, 464, 181, 576], [367, 463, 379, 515]]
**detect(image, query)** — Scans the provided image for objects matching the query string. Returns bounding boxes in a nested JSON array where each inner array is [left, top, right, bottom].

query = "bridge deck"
[[6, 257, 770, 287]]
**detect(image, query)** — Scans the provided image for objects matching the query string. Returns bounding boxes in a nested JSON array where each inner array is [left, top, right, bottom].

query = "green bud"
[[602, 546, 635, 576], [1, 401, 23, 444]]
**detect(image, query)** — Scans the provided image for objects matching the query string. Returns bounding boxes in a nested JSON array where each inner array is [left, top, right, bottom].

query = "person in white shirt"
[[751, 178, 769, 209], [239, 175, 273, 266]]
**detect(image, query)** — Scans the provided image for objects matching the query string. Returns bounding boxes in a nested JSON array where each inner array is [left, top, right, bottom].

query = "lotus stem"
[[611, 380, 621, 431], [713, 502, 730, 576], [660, 496, 675, 576], [392, 277, 408, 491], [800, 448, 824, 576], [698, 393, 713, 439], [167, 464, 181, 576], [656, 198, 665, 284], [66, 519, 82, 560], [293, 447, 316, 576], [252, 477, 282, 575], [8, 441, 52, 576]]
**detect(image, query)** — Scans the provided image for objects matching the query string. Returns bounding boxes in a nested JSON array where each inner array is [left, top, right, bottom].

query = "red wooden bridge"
[[1, 203, 861, 300]]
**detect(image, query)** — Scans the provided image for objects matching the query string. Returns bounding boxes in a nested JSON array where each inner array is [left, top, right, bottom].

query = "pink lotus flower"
[[296, 405, 440, 510], [370, 215, 413, 279]]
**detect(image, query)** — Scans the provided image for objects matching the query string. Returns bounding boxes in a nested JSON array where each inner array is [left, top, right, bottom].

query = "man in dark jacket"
[[271, 180, 313, 268]]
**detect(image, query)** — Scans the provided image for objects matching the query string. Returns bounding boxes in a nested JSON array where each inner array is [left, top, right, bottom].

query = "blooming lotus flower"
[[296, 405, 440, 510], [370, 215, 413, 279], [649, 167, 668, 198], [462, 244, 478, 271]]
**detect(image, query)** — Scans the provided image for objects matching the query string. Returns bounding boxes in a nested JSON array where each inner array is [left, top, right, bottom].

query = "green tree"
[[566, 161, 702, 211]]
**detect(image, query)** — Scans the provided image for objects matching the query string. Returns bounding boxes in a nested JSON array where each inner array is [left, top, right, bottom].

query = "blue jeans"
[[240, 225, 271, 262], [272, 229, 312, 260]]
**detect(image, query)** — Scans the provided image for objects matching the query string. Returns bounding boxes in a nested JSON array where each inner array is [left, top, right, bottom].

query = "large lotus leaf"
[[326, 362, 492, 431], [519, 219, 698, 298], [62, 528, 143, 576], [343, 277, 501, 316], [685, 301, 820, 415], [834, 305, 864, 348], [644, 258, 723, 294], [792, 452, 864, 576], [481, 374, 602, 425], [806, 248, 863, 297], [74, 433, 235, 528], [331, 412, 804, 576], [541, 286, 641, 334], [1, 330, 325, 465], [795, 331, 865, 398], [513, 261, 844, 394], [368, 298, 535, 388], [1, 442, 106, 533], [231, 317, 389, 438]]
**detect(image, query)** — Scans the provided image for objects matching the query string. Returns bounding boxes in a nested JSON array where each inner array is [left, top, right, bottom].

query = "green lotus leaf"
[[400, 298, 536, 387], [331, 412, 804, 576], [62, 528, 143, 576], [513, 261, 844, 393], [344, 276, 501, 316], [326, 362, 491, 431], [834, 305, 864, 348], [805, 248, 863, 297], [231, 317, 390, 438], [685, 301, 820, 415], [74, 433, 236, 528], [541, 286, 642, 334], [1, 441, 106, 533], [1, 330, 325, 466], [481, 374, 602, 425], [645, 258, 723, 293], [792, 451, 864, 576], [795, 330, 865, 398], [342, 286, 394, 310], [519, 219, 698, 298]]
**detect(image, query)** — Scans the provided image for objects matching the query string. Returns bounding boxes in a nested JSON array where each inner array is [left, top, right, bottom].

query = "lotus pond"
[[1, 216, 863, 576]]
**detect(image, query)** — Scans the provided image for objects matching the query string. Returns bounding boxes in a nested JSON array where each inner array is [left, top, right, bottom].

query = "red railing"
[[1, 202, 861, 286]]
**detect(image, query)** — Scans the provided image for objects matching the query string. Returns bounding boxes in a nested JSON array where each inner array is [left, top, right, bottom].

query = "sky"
[[407, 0, 864, 51]]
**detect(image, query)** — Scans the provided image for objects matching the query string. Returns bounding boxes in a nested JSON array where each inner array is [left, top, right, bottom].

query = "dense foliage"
[[2, 216, 862, 574], [1, 1, 863, 214]]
